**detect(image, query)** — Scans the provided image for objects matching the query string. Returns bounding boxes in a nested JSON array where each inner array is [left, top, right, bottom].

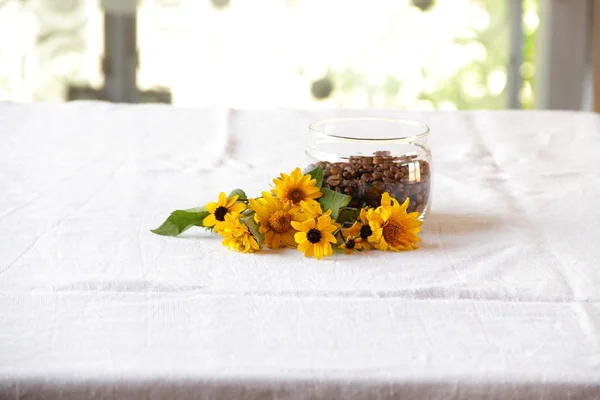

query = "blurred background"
[[0, 0, 595, 110]]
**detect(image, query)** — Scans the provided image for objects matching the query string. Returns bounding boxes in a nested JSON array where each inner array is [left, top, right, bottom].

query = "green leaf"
[[182, 207, 206, 213], [240, 214, 264, 247], [151, 207, 209, 236], [228, 189, 247, 201], [318, 188, 351, 220], [307, 166, 323, 188], [336, 207, 360, 227]]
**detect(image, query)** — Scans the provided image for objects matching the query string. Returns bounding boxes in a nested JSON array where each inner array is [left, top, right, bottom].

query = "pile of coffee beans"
[[308, 151, 431, 214]]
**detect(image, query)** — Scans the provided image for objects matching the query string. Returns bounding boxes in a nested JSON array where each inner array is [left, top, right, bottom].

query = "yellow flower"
[[248, 191, 304, 249], [368, 192, 423, 251], [299, 200, 330, 219], [291, 214, 338, 260], [219, 214, 260, 253], [203, 192, 247, 232], [339, 236, 369, 254], [272, 167, 322, 206], [342, 208, 373, 248]]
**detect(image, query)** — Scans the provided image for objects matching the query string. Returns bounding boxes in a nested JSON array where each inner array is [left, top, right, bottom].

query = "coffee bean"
[[330, 166, 341, 175], [372, 181, 386, 191], [409, 185, 422, 195], [361, 173, 372, 182], [327, 175, 342, 186], [415, 194, 424, 203], [395, 172, 404, 181], [342, 170, 353, 179], [416, 204, 425, 213], [372, 171, 384, 181]]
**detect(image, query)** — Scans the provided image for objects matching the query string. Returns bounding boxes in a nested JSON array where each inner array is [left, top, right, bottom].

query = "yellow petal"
[[342, 221, 361, 238], [291, 221, 306, 232], [369, 228, 383, 243], [228, 202, 247, 214], [323, 242, 333, 256], [295, 218, 316, 231], [281, 232, 297, 248], [314, 243, 324, 260], [205, 202, 218, 214], [225, 195, 239, 208], [378, 208, 392, 222], [323, 233, 337, 243], [249, 236, 260, 250], [263, 231, 274, 246], [316, 215, 330, 230], [295, 231, 307, 244], [271, 233, 281, 249], [203, 214, 217, 227], [217, 192, 229, 206], [214, 221, 227, 233], [290, 167, 302, 181], [380, 192, 392, 207], [298, 240, 312, 253], [304, 245, 314, 258], [322, 224, 338, 234]]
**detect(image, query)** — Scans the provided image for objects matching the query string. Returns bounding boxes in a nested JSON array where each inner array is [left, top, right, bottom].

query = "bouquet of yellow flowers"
[[151, 167, 423, 259]]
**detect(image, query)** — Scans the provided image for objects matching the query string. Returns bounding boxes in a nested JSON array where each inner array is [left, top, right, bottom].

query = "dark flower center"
[[214, 206, 228, 221], [360, 225, 372, 239], [346, 239, 355, 249], [268, 211, 292, 233], [306, 228, 322, 244], [383, 221, 406, 244], [288, 189, 304, 203]]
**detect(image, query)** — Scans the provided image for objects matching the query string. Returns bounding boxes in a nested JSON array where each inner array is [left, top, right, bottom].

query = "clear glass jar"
[[306, 117, 432, 220]]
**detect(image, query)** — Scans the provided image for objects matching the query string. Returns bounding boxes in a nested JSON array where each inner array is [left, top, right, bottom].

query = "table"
[[1, 102, 600, 399]]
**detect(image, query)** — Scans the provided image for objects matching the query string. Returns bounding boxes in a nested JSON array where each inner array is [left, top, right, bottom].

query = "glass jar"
[[306, 117, 432, 220]]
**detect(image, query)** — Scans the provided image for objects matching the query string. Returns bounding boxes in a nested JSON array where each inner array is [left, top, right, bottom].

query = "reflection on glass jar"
[[305, 117, 432, 220]]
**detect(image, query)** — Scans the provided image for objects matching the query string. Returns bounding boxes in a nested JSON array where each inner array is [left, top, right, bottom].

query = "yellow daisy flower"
[[291, 214, 338, 260], [342, 208, 373, 249], [248, 191, 304, 249], [203, 192, 247, 232], [219, 214, 260, 253], [272, 167, 322, 206], [368, 192, 423, 251], [339, 236, 369, 254]]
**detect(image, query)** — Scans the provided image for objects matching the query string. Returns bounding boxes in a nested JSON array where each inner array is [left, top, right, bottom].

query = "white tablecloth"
[[1, 101, 600, 399]]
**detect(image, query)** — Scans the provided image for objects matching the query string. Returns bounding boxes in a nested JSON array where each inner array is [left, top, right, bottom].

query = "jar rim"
[[308, 117, 430, 142]]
